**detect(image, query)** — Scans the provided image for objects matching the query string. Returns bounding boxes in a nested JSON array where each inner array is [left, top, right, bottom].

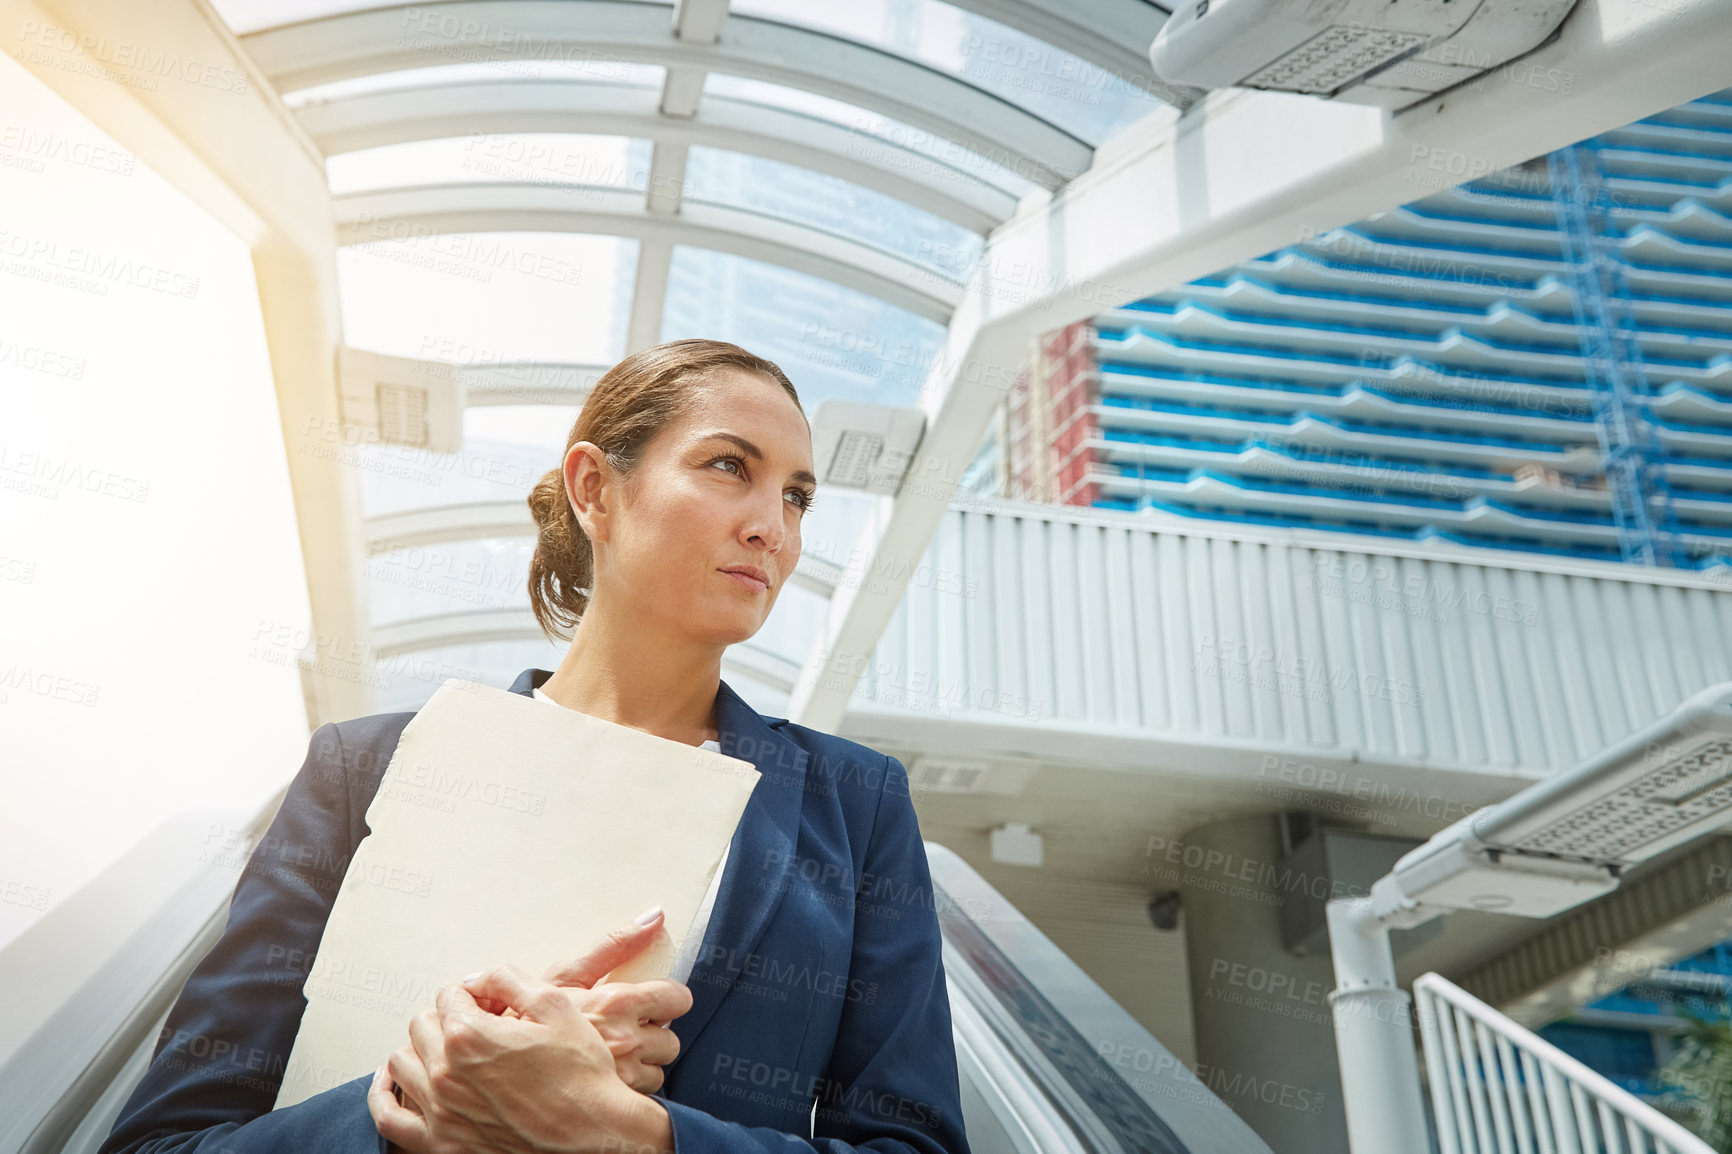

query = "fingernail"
[[461, 971, 482, 983], [635, 905, 663, 926]]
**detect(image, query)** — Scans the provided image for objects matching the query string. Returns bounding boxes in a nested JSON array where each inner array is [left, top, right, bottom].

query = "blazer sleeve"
[[98, 722, 386, 1154], [658, 755, 973, 1154]]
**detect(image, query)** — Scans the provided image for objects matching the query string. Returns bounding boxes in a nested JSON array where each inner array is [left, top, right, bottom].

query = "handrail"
[[924, 842, 1276, 1154], [0, 789, 287, 1154], [1413, 972, 1714, 1154]]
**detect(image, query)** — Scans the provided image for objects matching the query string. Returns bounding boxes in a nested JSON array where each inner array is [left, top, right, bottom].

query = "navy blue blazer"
[[100, 668, 971, 1154]]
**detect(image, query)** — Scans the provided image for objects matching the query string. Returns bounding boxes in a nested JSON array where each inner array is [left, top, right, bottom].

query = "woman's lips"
[[721, 569, 769, 592]]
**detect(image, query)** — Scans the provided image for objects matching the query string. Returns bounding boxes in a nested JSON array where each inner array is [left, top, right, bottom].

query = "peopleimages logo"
[[1192, 631, 1426, 708]]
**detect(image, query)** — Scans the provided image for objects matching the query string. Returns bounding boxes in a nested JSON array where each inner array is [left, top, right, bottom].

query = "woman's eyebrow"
[[699, 431, 817, 486]]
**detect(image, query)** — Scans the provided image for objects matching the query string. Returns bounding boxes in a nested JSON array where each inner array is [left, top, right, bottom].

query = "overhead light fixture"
[[810, 399, 925, 496], [1373, 684, 1732, 923], [1327, 682, 1732, 1152], [1148, 0, 1584, 112], [337, 346, 464, 452]]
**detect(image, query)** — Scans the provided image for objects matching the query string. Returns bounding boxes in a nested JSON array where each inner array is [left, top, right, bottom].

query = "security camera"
[[1148, 890, 1183, 931]]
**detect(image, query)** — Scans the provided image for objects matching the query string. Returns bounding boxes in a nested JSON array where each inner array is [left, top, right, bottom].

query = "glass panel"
[[703, 73, 1037, 198], [328, 134, 651, 195], [356, 404, 578, 518], [369, 638, 567, 713], [741, 580, 828, 669], [661, 247, 946, 411], [730, 0, 1163, 144], [793, 489, 883, 573], [368, 537, 535, 624], [684, 146, 982, 276], [338, 232, 635, 364], [283, 62, 667, 109], [215, 0, 667, 37]]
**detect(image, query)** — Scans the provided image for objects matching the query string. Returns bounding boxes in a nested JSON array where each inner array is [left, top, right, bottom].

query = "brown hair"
[[526, 338, 803, 641]]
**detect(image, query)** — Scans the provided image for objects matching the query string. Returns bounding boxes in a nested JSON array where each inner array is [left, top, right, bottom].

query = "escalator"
[[0, 805, 1273, 1154], [927, 844, 1273, 1154]]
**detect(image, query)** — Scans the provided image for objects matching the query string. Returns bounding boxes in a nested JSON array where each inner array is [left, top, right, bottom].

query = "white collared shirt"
[[531, 685, 731, 988]]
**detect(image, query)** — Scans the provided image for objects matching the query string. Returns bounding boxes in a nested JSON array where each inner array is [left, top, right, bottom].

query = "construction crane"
[[1549, 143, 1687, 567]]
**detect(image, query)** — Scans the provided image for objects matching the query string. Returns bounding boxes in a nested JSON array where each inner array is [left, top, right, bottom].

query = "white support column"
[[785, 0, 1732, 730]]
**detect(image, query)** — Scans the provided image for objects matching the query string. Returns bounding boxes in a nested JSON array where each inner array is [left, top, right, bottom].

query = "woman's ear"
[[564, 441, 611, 544]]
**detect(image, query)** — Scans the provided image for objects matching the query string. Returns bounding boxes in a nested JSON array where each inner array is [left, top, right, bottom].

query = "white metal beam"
[[627, 240, 674, 353], [659, 68, 707, 118], [626, 0, 727, 346], [295, 83, 1016, 231], [785, 0, 1732, 730], [366, 502, 534, 554], [662, 0, 723, 117], [241, 2, 1092, 188], [365, 504, 846, 602], [372, 609, 544, 654], [939, 0, 1205, 110], [671, 0, 730, 46], [645, 141, 688, 215], [461, 361, 606, 405], [370, 608, 801, 691], [335, 183, 965, 322]]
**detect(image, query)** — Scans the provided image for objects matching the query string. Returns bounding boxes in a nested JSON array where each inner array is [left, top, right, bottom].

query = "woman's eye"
[[712, 456, 743, 476]]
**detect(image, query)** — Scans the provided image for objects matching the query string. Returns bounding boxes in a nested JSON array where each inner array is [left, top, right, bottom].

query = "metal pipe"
[[1327, 897, 1431, 1153]]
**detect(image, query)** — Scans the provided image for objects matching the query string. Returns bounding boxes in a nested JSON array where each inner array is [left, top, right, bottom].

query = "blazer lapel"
[[505, 667, 810, 1066], [670, 677, 809, 1065]]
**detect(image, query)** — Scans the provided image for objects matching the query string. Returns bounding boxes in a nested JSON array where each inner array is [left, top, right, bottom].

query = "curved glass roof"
[[200, 0, 1191, 689], [731, 0, 1166, 143], [662, 247, 948, 409]]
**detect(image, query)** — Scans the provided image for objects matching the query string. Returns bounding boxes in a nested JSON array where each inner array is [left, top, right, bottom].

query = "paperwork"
[[273, 678, 759, 1109]]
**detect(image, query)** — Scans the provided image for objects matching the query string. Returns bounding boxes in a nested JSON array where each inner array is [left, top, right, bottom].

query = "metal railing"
[[1413, 972, 1713, 1154]]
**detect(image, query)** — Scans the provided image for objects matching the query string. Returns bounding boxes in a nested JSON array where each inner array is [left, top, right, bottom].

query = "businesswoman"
[[99, 339, 972, 1154]]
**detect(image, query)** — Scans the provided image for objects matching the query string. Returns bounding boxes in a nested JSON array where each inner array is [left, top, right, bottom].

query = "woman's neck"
[[538, 604, 723, 747]]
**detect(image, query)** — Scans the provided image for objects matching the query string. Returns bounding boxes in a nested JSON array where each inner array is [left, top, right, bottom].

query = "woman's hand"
[[367, 965, 672, 1154], [477, 908, 694, 1094]]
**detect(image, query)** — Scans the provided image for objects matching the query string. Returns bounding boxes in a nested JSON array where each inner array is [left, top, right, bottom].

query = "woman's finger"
[[368, 1064, 430, 1154], [637, 978, 694, 1024], [407, 1008, 441, 1064], [588, 979, 692, 1027], [394, 1028, 437, 1109], [635, 1024, 681, 1068], [541, 908, 665, 989], [459, 964, 571, 1026], [623, 1060, 665, 1094]]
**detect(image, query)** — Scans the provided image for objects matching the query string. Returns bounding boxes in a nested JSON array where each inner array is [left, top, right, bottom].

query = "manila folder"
[[272, 678, 760, 1110]]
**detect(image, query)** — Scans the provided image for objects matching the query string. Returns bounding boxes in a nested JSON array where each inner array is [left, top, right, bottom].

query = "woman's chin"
[[695, 608, 765, 648]]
